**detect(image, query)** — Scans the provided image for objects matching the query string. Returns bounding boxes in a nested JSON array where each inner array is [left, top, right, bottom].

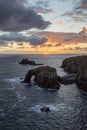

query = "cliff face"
[[62, 55, 87, 91], [76, 64, 87, 91]]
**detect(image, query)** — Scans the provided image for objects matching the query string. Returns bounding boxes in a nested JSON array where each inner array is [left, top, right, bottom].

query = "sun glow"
[[45, 52, 48, 55]]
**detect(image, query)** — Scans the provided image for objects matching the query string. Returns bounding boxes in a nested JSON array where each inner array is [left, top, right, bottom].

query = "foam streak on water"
[[28, 103, 73, 113]]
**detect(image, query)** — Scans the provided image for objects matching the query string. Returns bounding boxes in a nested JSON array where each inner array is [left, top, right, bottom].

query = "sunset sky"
[[0, 0, 87, 54]]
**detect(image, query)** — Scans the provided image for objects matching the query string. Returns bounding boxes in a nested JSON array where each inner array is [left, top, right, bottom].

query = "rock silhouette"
[[23, 66, 60, 89], [19, 58, 43, 65], [23, 56, 87, 91], [40, 106, 50, 112], [62, 55, 87, 91]]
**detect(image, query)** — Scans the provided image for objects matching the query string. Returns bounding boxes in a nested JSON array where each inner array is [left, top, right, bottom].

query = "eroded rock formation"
[[23, 66, 60, 89]]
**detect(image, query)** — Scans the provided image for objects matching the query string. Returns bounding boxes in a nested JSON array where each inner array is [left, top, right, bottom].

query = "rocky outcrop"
[[57, 75, 76, 85], [76, 64, 87, 91], [62, 55, 87, 91], [19, 58, 43, 65], [62, 55, 87, 73], [40, 106, 50, 112], [23, 56, 87, 91], [23, 66, 60, 89]]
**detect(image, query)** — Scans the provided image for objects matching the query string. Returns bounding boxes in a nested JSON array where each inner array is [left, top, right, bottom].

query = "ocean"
[[0, 54, 87, 130]]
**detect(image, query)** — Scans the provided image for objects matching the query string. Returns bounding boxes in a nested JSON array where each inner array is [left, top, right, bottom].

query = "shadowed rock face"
[[76, 64, 87, 91], [40, 106, 50, 112], [23, 66, 60, 89], [62, 55, 87, 91], [57, 75, 76, 85], [62, 56, 87, 73], [19, 58, 43, 65]]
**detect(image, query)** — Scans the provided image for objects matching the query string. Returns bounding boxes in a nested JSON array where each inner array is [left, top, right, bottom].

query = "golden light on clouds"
[[82, 27, 87, 33], [0, 31, 87, 54]]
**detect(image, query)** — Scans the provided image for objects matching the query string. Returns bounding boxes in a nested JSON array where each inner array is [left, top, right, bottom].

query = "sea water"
[[0, 54, 87, 130]]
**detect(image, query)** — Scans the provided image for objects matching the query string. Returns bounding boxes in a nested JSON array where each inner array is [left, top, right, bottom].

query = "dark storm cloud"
[[75, 47, 87, 51], [0, 33, 28, 42], [17, 43, 24, 46], [0, 40, 7, 46], [28, 35, 48, 46], [75, 0, 87, 10], [0, 33, 48, 47], [61, 0, 87, 22], [64, 46, 87, 51], [55, 43, 62, 46], [0, 0, 51, 32], [79, 27, 87, 34], [42, 43, 53, 47]]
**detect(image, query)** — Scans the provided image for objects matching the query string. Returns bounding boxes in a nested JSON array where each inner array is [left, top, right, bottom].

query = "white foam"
[[5, 77, 23, 90], [7, 86, 15, 90], [28, 103, 72, 113], [34, 85, 43, 90], [5, 77, 22, 83], [16, 91, 26, 102], [16, 91, 22, 102]]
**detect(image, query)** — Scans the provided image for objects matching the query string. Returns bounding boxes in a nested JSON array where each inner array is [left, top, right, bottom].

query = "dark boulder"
[[57, 75, 76, 85], [19, 58, 43, 65], [40, 106, 50, 112], [23, 66, 60, 89]]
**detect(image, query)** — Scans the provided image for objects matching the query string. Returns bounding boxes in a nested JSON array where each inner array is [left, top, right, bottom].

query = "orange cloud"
[[55, 20, 64, 25], [1, 31, 87, 54], [35, 31, 87, 45], [82, 27, 87, 33]]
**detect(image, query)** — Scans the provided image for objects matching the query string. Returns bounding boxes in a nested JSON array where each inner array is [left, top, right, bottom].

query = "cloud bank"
[[0, 30, 87, 53], [0, 0, 51, 32], [0, 33, 48, 47]]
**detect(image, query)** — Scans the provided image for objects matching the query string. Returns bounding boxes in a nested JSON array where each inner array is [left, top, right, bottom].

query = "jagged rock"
[[23, 66, 60, 89], [76, 64, 87, 91], [19, 58, 43, 65], [62, 55, 87, 73], [57, 75, 76, 85], [40, 106, 50, 112], [62, 55, 87, 91]]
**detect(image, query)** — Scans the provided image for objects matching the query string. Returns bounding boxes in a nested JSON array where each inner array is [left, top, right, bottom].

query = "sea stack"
[[23, 66, 60, 89]]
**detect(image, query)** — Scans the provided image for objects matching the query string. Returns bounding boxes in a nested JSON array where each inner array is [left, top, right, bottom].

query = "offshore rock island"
[[19, 58, 43, 66], [23, 55, 87, 91]]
